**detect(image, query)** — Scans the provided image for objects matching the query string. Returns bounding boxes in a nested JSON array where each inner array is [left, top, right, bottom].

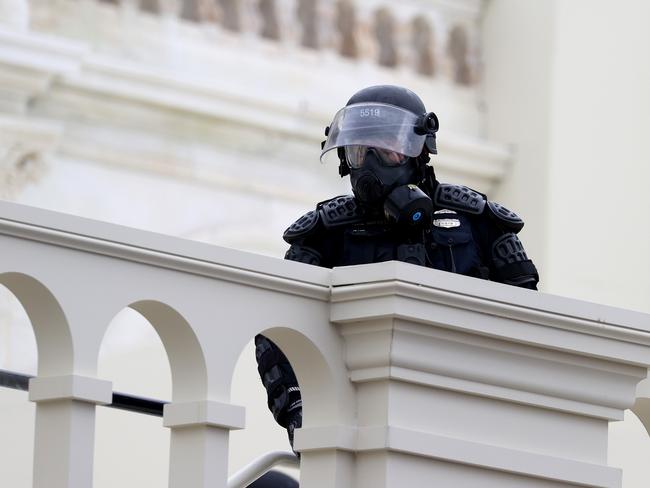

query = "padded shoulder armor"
[[318, 195, 364, 229], [434, 183, 486, 215], [283, 209, 319, 243], [486, 200, 524, 233]]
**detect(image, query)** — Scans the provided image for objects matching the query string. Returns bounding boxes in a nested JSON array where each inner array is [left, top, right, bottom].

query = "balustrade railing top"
[[30, 0, 483, 87], [0, 199, 649, 488]]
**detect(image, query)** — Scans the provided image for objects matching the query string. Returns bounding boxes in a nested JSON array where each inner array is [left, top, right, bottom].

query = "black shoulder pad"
[[283, 209, 320, 243], [318, 195, 364, 229], [486, 200, 524, 233], [434, 183, 486, 215]]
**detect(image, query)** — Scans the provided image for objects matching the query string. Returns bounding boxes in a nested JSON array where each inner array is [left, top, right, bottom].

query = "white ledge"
[[330, 262, 650, 358]]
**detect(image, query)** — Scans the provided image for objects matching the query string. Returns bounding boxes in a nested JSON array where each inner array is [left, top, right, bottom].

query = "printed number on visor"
[[345, 146, 408, 169]]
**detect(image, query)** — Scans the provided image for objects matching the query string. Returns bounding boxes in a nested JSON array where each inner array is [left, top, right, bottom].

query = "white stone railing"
[[21, 0, 482, 87], [0, 200, 649, 487], [136, 0, 480, 85]]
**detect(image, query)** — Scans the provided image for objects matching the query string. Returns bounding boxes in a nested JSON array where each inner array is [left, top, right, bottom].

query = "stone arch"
[[232, 326, 340, 428], [94, 302, 185, 487], [0, 272, 72, 376], [608, 409, 650, 480], [0, 273, 67, 486], [97, 300, 207, 403]]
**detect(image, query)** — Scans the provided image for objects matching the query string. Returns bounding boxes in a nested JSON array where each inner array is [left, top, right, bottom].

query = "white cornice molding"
[[48, 55, 509, 194], [331, 279, 650, 355], [330, 261, 650, 336], [0, 16, 511, 188], [0, 26, 86, 76]]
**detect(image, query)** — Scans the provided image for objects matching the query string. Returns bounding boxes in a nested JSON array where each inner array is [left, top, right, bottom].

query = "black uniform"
[[255, 182, 539, 449]]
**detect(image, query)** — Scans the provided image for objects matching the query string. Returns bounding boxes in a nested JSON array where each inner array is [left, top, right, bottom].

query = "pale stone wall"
[[481, 1, 650, 486], [482, 0, 650, 315]]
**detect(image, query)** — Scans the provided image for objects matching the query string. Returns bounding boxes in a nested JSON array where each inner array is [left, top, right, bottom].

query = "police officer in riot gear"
[[255, 85, 539, 458]]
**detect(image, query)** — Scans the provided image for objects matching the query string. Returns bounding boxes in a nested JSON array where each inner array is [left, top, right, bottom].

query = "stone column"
[[312, 262, 650, 488], [163, 400, 245, 488], [29, 375, 113, 488]]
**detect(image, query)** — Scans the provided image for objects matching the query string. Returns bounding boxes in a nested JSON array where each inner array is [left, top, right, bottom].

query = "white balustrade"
[[39, 0, 485, 85], [0, 200, 648, 487]]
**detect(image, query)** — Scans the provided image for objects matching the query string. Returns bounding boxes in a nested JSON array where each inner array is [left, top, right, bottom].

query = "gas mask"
[[346, 146, 433, 226], [320, 97, 439, 227]]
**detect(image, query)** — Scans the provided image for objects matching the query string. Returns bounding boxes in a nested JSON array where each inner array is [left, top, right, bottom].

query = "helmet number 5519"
[[359, 108, 381, 117]]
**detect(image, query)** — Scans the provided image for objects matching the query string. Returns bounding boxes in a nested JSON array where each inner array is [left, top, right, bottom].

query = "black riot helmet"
[[320, 85, 439, 224], [320, 85, 439, 178]]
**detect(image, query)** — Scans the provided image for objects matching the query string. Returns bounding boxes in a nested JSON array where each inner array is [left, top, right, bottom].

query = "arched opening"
[[0, 273, 72, 488], [0, 273, 72, 375], [0, 283, 36, 488], [229, 337, 298, 481], [608, 409, 650, 486], [228, 326, 339, 483], [93, 300, 206, 488], [93, 307, 171, 488], [256, 327, 339, 428]]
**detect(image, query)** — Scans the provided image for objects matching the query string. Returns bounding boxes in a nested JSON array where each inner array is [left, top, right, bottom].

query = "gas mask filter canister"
[[384, 184, 433, 227]]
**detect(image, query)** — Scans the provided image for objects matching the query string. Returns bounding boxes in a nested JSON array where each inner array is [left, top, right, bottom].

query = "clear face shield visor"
[[320, 103, 427, 168]]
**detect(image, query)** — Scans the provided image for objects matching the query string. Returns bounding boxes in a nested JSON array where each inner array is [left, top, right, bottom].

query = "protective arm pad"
[[285, 244, 322, 265], [491, 233, 539, 289], [252, 243, 319, 430], [254, 335, 302, 429]]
